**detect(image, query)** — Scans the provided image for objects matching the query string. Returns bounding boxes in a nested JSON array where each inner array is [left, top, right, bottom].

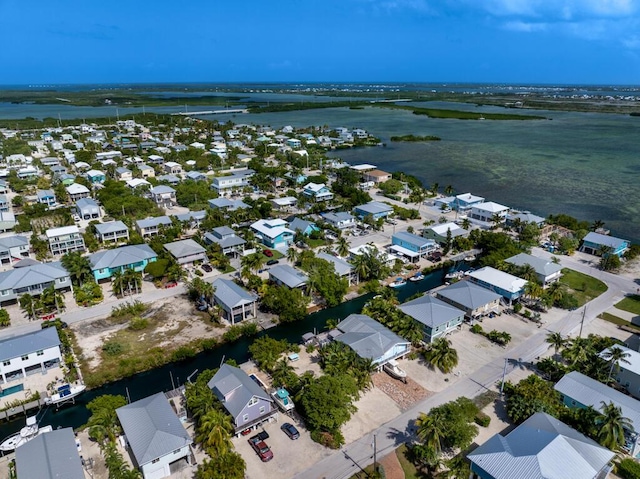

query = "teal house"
[[580, 232, 629, 257], [288, 217, 320, 237], [86, 169, 106, 185], [88, 244, 157, 281]]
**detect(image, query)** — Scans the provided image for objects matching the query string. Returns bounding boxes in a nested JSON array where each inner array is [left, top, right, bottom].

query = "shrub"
[[239, 322, 258, 337], [523, 309, 532, 318], [111, 300, 147, 318], [194, 269, 203, 277], [200, 338, 218, 350], [222, 325, 243, 343], [128, 316, 149, 331], [171, 346, 197, 361], [513, 302, 522, 314], [306, 343, 316, 353], [618, 458, 640, 479], [474, 412, 491, 427], [310, 429, 344, 449], [102, 340, 125, 356], [470, 324, 484, 334]]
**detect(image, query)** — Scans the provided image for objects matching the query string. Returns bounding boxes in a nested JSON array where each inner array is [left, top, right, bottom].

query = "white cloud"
[[481, 0, 638, 19], [503, 20, 548, 32], [623, 34, 640, 49]]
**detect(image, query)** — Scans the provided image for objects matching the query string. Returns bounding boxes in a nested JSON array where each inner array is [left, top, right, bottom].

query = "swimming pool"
[[0, 384, 24, 398]]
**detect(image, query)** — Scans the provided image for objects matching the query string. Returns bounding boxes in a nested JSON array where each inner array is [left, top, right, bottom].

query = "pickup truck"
[[248, 434, 273, 462]]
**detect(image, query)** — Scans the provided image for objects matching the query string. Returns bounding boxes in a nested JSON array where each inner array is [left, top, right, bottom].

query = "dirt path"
[[380, 451, 405, 479]]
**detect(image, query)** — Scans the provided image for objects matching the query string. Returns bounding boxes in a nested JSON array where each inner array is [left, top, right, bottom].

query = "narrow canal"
[[0, 266, 453, 439]]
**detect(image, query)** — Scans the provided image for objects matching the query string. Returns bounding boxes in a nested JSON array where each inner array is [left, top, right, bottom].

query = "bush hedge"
[[618, 458, 640, 479]]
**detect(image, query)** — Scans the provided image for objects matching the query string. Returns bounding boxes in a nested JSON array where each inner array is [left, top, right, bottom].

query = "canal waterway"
[[0, 267, 450, 440]]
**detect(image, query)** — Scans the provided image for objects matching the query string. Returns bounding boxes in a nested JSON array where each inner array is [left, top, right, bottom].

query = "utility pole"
[[373, 434, 377, 475], [578, 306, 587, 338], [500, 358, 508, 395]]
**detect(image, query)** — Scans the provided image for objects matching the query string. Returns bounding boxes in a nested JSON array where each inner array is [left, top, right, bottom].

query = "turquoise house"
[[88, 244, 157, 281], [288, 218, 320, 237], [580, 231, 629, 257], [86, 169, 106, 185]]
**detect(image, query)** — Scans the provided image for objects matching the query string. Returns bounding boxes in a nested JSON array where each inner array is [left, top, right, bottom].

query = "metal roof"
[[116, 392, 192, 466], [354, 201, 393, 215], [211, 278, 257, 309], [555, 371, 640, 432], [65, 183, 90, 194], [0, 327, 60, 362], [399, 294, 465, 328], [582, 232, 628, 250], [468, 267, 528, 294], [150, 185, 175, 195], [89, 244, 157, 271], [468, 412, 614, 479], [317, 252, 353, 276], [436, 280, 501, 309], [164, 239, 206, 259], [322, 211, 355, 222], [268, 264, 309, 289], [335, 314, 410, 363], [0, 234, 28, 251], [208, 197, 233, 208], [472, 201, 509, 213], [94, 220, 128, 235], [208, 364, 272, 418], [427, 222, 467, 237], [289, 217, 317, 233], [392, 231, 436, 249], [600, 345, 640, 377], [205, 232, 245, 249], [212, 226, 236, 237], [136, 216, 172, 229], [15, 428, 84, 479], [75, 197, 99, 211], [505, 253, 563, 278], [0, 261, 69, 292], [45, 225, 79, 238]]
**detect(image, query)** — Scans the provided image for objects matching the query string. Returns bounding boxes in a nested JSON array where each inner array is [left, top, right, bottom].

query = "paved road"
[[293, 250, 637, 479]]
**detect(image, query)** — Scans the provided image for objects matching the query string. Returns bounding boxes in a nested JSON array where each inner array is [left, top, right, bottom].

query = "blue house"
[[302, 182, 333, 202], [353, 201, 393, 220], [88, 244, 157, 281], [285, 172, 307, 185], [288, 217, 320, 237], [580, 231, 629, 257], [250, 219, 294, 249], [452, 193, 485, 212], [391, 231, 437, 261], [286, 138, 302, 148], [36, 189, 57, 208], [467, 266, 527, 303], [86, 169, 106, 184]]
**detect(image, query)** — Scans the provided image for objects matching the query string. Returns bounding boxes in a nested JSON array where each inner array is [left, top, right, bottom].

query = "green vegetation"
[[423, 337, 459, 373], [559, 268, 608, 306], [378, 103, 546, 120], [390, 134, 441, 142], [395, 445, 421, 479], [503, 374, 562, 424], [617, 458, 640, 479], [298, 252, 349, 307], [469, 324, 512, 346], [260, 285, 309, 323], [248, 336, 297, 372], [615, 295, 640, 315], [599, 312, 640, 333]]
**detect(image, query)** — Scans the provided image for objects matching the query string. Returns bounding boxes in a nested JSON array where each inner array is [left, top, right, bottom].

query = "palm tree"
[[563, 337, 594, 366], [286, 247, 298, 264], [591, 219, 605, 232], [444, 185, 454, 196], [19, 294, 37, 320], [524, 281, 543, 302], [444, 455, 470, 479], [196, 409, 233, 456], [39, 285, 65, 313], [61, 251, 93, 286], [336, 236, 350, 258], [544, 281, 565, 306], [424, 337, 458, 374], [351, 253, 370, 282], [602, 346, 631, 382], [430, 182, 439, 196], [461, 218, 471, 231], [597, 401, 632, 450], [415, 412, 445, 453], [241, 253, 265, 274], [545, 332, 566, 361], [518, 264, 538, 283]]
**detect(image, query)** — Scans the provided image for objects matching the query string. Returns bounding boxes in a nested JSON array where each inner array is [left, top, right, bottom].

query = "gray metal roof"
[[36, 189, 55, 200], [164, 239, 206, 259], [335, 314, 410, 363], [208, 364, 272, 418], [436, 281, 501, 309], [0, 327, 60, 362], [582, 231, 628, 250], [176, 210, 206, 222], [317, 252, 353, 276], [156, 174, 181, 184], [354, 201, 393, 215], [15, 427, 84, 479], [89, 244, 157, 271], [554, 371, 640, 432], [94, 220, 128, 235], [212, 226, 236, 237], [322, 211, 355, 222], [392, 231, 435, 249], [208, 197, 233, 208], [289, 217, 317, 234], [506, 253, 563, 278], [116, 392, 192, 466], [468, 412, 614, 479], [0, 234, 28, 252], [399, 294, 465, 328], [269, 264, 309, 289], [75, 197, 99, 211], [150, 185, 175, 195], [136, 216, 172, 229], [211, 278, 257, 309], [205, 232, 245, 249], [0, 261, 69, 292]]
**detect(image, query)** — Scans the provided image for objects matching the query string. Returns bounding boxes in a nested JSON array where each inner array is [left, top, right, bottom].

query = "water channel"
[[0, 266, 453, 439]]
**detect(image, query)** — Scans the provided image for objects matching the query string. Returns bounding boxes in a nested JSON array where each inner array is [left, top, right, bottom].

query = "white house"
[[469, 202, 509, 227], [0, 328, 62, 386], [45, 225, 85, 256]]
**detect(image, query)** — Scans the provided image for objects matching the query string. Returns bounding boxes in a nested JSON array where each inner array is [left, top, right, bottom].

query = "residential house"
[[0, 180, 7, 194], [150, 185, 177, 207], [0, 327, 62, 385], [45, 225, 85, 256], [156, 174, 180, 185], [580, 232, 629, 257], [555, 370, 640, 456], [210, 278, 258, 324], [208, 197, 250, 211], [317, 252, 357, 285], [0, 235, 30, 265], [0, 194, 9, 212], [204, 226, 246, 256], [506, 212, 546, 228], [164, 239, 207, 266], [321, 211, 357, 229], [284, 172, 307, 185], [17, 166, 38, 179], [250, 219, 294, 249], [115, 166, 133, 181], [289, 217, 320, 237], [599, 345, 640, 400], [391, 231, 437, 261], [163, 161, 182, 175], [436, 281, 501, 319], [138, 164, 155, 179], [15, 427, 85, 479], [334, 314, 411, 368], [399, 294, 465, 343], [211, 173, 250, 196], [271, 196, 298, 210], [467, 266, 527, 303], [36, 189, 56, 208], [75, 197, 101, 220], [268, 264, 309, 289], [363, 169, 392, 184], [40, 156, 60, 167], [185, 170, 207, 181], [302, 182, 333, 202], [505, 253, 563, 286], [57, 173, 76, 186], [136, 216, 172, 238], [354, 201, 393, 220], [66, 183, 91, 201], [0, 261, 72, 305], [469, 201, 510, 227], [286, 138, 302, 148], [94, 221, 130, 243], [423, 222, 469, 244], [148, 154, 164, 165], [116, 392, 193, 479], [208, 363, 277, 435], [89, 244, 157, 281], [175, 210, 206, 229], [126, 178, 151, 189], [452, 193, 485, 212], [467, 412, 614, 479], [0, 212, 16, 232], [86, 169, 106, 184]]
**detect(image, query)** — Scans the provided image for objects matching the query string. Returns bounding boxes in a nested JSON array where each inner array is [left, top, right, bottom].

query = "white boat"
[[44, 383, 86, 406], [408, 272, 424, 282], [271, 388, 295, 412], [0, 416, 53, 451], [464, 255, 475, 262], [388, 277, 407, 288], [383, 359, 407, 381], [445, 271, 463, 280]]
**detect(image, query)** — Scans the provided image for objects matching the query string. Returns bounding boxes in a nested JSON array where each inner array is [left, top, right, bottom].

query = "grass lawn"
[[259, 249, 284, 260], [559, 268, 608, 306], [598, 312, 640, 333], [615, 295, 640, 315], [396, 444, 422, 479], [306, 237, 329, 248]]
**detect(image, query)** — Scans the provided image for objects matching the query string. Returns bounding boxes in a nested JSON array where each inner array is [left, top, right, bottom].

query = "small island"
[[390, 134, 441, 142]]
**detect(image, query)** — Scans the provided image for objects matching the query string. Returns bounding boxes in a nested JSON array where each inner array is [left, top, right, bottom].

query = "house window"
[[173, 449, 181, 454], [2, 360, 9, 366], [571, 400, 576, 406], [243, 414, 249, 423], [152, 458, 160, 464], [21, 355, 28, 361], [259, 406, 265, 414], [37, 350, 44, 356], [248, 397, 258, 407]]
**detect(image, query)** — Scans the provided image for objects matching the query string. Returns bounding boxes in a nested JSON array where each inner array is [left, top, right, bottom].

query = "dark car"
[[248, 435, 273, 462], [201, 264, 213, 273], [281, 422, 300, 440], [264, 249, 274, 257], [266, 259, 279, 266]]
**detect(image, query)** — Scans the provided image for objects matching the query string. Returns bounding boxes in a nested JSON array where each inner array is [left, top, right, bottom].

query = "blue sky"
[[1, 0, 639, 85]]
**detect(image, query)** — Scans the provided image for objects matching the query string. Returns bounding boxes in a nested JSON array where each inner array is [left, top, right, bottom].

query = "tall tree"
[[602, 346, 631, 382], [415, 412, 445, 453], [597, 401, 632, 451], [545, 332, 566, 361], [424, 337, 459, 374], [61, 251, 93, 286]]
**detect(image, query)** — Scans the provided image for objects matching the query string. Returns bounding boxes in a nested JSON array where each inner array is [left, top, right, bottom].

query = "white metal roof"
[[45, 225, 79, 238], [468, 266, 527, 294]]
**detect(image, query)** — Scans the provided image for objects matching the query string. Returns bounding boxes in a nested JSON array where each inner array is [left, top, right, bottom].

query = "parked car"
[[428, 252, 442, 262], [248, 435, 274, 462], [263, 249, 274, 257], [266, 259, 279, 266], [281, 423, 300, 440], [201, 264, 213, 273]]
